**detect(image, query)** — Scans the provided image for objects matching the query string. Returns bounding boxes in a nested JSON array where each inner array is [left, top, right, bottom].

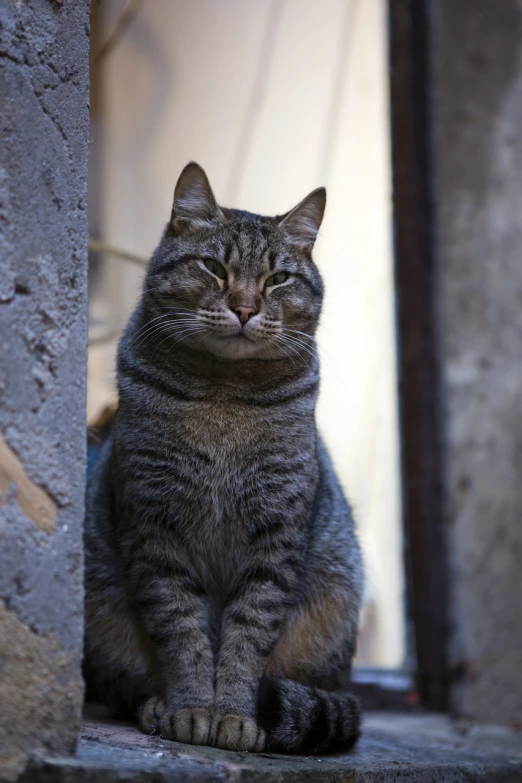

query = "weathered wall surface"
[[0, 1, 89, 779], [432, 1, 522, 723]]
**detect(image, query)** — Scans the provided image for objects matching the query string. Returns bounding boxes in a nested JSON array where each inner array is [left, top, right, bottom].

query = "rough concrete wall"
[[0, 1, 89, 779], [432, 1, 522, 724]]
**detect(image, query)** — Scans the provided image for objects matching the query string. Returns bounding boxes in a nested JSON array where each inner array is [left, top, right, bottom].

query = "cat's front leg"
[[129, 550, 215, 745], [211, 537, 301, 751]]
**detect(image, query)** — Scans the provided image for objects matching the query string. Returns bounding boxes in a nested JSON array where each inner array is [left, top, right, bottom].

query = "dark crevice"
[[15, 282, 30, 296]]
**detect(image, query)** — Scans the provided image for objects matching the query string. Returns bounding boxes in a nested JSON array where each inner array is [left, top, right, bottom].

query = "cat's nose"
[[233, 306, 257, 325]]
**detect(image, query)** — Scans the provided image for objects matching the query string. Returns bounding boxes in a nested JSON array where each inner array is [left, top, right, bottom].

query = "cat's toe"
[[138, 695, 166, 735], [161, 707, 212, 745], [210, 714, 266, 752]]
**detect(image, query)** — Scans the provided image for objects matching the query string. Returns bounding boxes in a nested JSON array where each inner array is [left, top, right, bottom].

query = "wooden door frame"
[[388, 0, 449, 711], [86, 0, 450, 714]]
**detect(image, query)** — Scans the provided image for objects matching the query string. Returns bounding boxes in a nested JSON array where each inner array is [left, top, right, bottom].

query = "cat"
[[84, 162, 364, 754]]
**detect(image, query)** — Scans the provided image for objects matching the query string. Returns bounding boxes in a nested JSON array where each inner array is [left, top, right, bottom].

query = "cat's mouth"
[[207, 320, 258, 341], [214, 331, 255, 343], [202, 327, 270, 360]]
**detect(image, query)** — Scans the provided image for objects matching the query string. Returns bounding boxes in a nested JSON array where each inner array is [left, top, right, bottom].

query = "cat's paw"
[[209, 713, 266, 752], [162, 707, 213, 745], [139, 698, 212, 746], [139, 695, 166, 735]]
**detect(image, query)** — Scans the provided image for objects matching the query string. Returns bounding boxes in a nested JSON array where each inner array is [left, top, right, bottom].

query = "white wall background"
[[89, 0, 405, 668]]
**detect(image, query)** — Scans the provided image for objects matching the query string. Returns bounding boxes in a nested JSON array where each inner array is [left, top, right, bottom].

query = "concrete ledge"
[[17, 711, 522, 782]]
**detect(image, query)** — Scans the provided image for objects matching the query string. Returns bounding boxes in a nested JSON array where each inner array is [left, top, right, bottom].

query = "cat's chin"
[[201, 334, 271, 361]]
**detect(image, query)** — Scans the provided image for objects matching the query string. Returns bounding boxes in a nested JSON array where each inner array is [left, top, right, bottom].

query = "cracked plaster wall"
[[432, 1, 522, 724], [0, 1, 89, 779]]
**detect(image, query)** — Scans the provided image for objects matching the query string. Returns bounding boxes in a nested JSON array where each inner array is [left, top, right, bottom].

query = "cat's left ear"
[[170, 162, 223, 235], [278, 187, 326, 252]]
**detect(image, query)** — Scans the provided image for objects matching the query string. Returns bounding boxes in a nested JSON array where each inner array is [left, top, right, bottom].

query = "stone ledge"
[[15, 710, 522, 782]]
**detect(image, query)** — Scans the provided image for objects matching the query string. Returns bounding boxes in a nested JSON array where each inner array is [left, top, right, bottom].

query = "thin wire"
[[89, 237, 148, 268], [95, 0, 146, 64]]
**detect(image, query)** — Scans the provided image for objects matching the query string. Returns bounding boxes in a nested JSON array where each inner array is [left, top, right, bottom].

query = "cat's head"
[[144, 162, 325, 361]]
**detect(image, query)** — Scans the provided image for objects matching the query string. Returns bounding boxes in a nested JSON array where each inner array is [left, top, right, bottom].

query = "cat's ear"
[[170, 162, 223, 235], [278, 187, 326, 251]]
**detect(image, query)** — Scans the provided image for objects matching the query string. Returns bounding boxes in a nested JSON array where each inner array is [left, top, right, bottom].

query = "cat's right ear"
[[170, 162, 223, 235]]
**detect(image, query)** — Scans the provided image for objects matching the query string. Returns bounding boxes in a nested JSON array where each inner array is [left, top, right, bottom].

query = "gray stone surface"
[[0, 1, 89, 780], [17, 711, 522, 782], [432, 1, 522, 725]]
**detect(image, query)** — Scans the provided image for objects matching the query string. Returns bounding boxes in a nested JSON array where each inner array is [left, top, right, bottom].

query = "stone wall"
[[0, 1, 89, 779], [432, 0, 522, 723]]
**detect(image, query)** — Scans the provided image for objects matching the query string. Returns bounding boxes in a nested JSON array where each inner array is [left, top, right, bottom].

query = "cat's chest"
[[132, 400, 311, 591], [139, 397, 310, 518], [174, 400, 261, 455], [168, 405, 256, 584], [153, 402, 264, 511]]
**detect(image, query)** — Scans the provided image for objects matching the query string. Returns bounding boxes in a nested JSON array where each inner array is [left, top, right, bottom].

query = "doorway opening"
[[88, 0, 407, 681]]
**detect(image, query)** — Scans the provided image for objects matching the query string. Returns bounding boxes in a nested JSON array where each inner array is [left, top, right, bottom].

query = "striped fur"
[[258, 678, 361, 754], [84, 162, 364, 754]]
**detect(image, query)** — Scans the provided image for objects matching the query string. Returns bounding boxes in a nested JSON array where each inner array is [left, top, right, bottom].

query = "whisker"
[[154, 324, 208, 355], [270, 337, 301, 370], [281, 327, 316, 342], [192, 331, 213, 351], [274, 336, 308, 362], [133, 320, 199, 351], [277, 333, 317, 361], [130, 316, 201, 349], [128, 312, 177, 348], [281, 330, 317, 350]]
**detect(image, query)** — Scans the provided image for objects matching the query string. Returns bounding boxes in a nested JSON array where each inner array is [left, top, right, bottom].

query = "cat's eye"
[[265, 271, 289, 288], [203, 259, 227, 280]]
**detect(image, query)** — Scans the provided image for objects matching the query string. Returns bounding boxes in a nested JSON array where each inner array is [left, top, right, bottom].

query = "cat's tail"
[[257, 677, 361, 754]]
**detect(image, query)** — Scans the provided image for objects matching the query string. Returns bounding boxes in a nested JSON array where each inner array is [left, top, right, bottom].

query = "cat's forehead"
[[215, 211, 284, 272]]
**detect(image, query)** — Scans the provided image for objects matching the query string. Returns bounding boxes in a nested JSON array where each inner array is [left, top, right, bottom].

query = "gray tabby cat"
[[84, 162, 364, 754]]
